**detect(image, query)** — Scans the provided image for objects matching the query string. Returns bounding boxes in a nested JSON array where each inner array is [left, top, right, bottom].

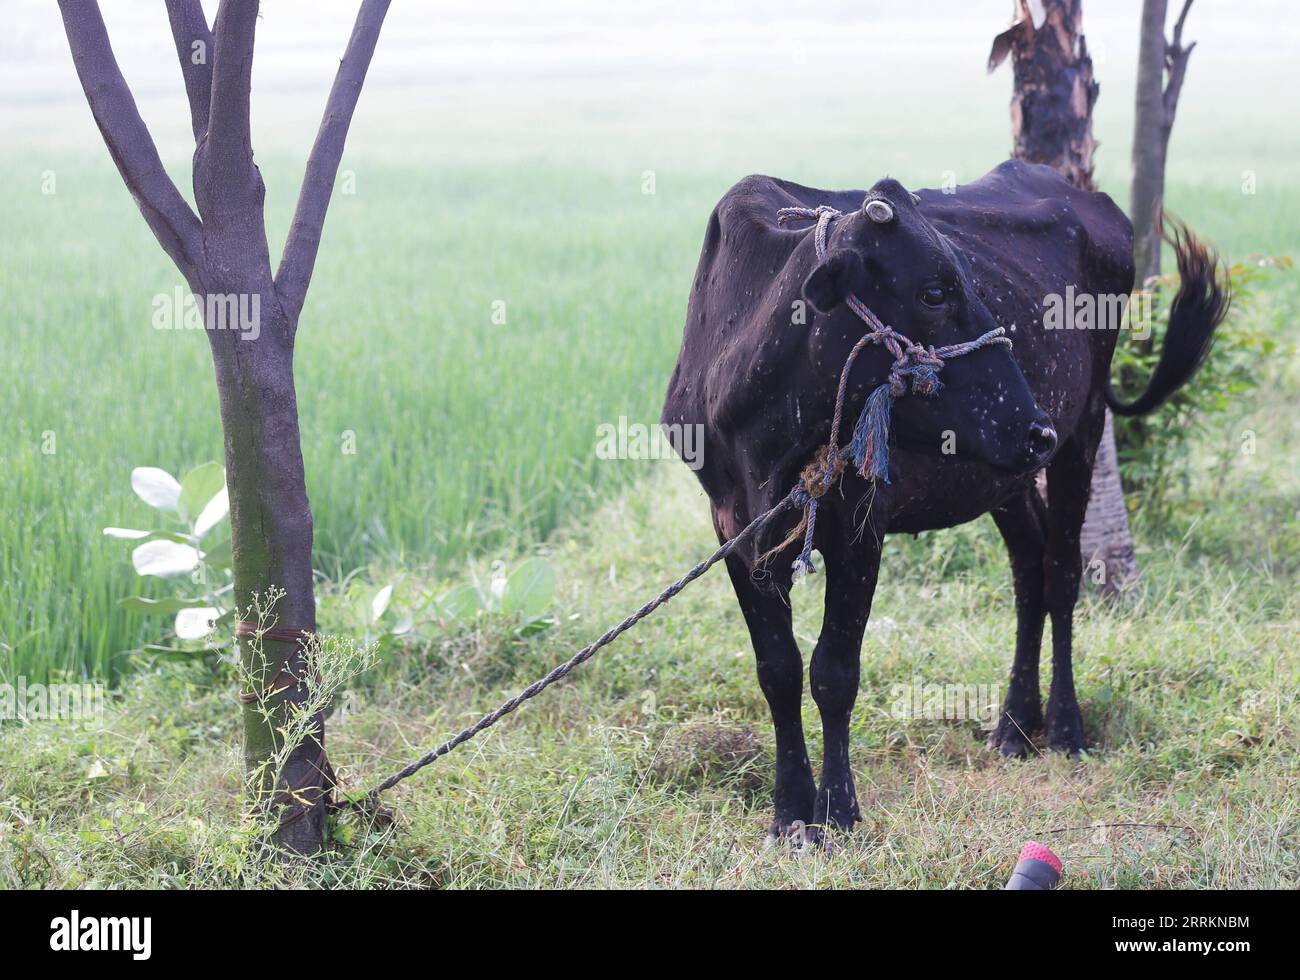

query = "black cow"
[[662, 159, 1227, 839]]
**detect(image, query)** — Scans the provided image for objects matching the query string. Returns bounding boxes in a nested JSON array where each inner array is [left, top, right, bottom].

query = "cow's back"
[[663, 160, 1135, 548]]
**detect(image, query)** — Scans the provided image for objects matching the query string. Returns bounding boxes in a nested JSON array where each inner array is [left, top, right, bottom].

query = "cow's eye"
[[920, 285, 946, 308]]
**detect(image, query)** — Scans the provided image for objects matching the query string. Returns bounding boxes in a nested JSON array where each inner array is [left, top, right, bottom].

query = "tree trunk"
[[1131, 0, 1170, 286], [989, 0, 1098, 190], [1131, 0, 1197, 287], [58, 0, 393, 857], [989, 0, 1138, 593], [1076, 411, 1136, 589], [208, 300, 326, 855]]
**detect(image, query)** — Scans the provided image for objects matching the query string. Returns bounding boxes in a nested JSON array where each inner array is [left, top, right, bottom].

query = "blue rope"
[[849, 382, 895, 484]]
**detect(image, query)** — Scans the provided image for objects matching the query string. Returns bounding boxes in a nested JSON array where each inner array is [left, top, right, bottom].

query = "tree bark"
[[1076, 411, 1134, 590], [988, 0, 1138, 593], [58, 0, 392, 857], [988, 0, 1098, 190], [1131, 0, 1197, 286], [209, 299, 326, 855], [1131, 0, 1170, 286]]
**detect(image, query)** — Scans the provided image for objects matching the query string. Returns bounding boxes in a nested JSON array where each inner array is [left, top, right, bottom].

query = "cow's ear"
[[803, 249, 865, 314]]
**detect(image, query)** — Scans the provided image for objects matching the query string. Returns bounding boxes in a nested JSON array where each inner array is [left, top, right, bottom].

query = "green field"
[[2, 6, 1298, 887], [4, 66, 1298, 682]]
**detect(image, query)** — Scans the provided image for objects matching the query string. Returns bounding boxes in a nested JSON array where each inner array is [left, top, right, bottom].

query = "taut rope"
[[312, 201, 1016, 818]]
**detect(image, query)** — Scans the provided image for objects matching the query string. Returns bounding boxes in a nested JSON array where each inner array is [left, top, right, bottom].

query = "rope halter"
[[774, 202, 1014, 577]]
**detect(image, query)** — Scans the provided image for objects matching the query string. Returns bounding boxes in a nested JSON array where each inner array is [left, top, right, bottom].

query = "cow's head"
[[801, 178, 1055, 475]]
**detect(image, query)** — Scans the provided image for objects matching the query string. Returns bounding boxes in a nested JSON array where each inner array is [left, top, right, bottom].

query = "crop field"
[[0, 1, 1297, 889]]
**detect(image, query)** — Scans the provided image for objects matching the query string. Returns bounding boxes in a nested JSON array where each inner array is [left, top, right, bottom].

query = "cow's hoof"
[[1045, 704, 1086, 757], [990, 724, 1034, 759], [802, 825, 837, 856], [1045, 727, 1086, 758], [765, 822, 840, 856], [765, 818, 817, 851]]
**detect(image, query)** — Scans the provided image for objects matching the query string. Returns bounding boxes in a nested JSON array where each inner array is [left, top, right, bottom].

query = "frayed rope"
[[849, 382, 895, 484]]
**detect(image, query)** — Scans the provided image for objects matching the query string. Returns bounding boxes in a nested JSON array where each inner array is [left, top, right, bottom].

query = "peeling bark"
[[989, 0, 1099, 191]]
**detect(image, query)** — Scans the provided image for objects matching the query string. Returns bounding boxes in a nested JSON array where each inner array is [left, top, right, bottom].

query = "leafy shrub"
[[429, 557, 557, 637], [1112, 255, 1291, 520], [103, 463, 233, 657]]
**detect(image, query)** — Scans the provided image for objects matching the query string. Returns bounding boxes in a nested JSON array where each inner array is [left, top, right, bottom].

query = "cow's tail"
[[1105, 214, 1231, 417]]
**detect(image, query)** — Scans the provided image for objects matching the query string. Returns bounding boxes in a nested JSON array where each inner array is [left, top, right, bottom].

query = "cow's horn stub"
[[863, 199, 895, 224], [910, 192, 922, 205]]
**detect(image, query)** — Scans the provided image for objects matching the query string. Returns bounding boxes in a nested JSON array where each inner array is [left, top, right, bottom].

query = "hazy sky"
[[3, 1, 1295, 160]]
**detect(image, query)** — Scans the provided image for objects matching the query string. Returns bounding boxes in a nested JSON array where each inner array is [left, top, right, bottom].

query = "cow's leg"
[[809, 534, 881, 833], [1042, 416, 1103, 755], [723, 554, 816, 838], [989, 488, 1048, 758]]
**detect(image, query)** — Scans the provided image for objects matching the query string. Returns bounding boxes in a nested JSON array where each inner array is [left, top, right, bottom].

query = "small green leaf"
[[175, 606, 220, 640], [102, 527, 151, 540], [178, 462, 225, 524], [371, 583, 394, 622], [140, 644, 213, 660], [105, 528, 193, 545], [201, 537, 233, 570], [500, 558, 556, 623], [193, 486, 229, 538], [131, 467, 182, 511], [435, 583, 484, 625], [132, 539, 200, 577]]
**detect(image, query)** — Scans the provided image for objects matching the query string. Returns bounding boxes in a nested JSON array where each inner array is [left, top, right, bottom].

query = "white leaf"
[[175, 606, 220, 640], [132, 539, 200, 577], [103, 526, 151, 539], [371, 583, 394, 622], [131, 466, 182, 511], [193, 485, 229, 538]]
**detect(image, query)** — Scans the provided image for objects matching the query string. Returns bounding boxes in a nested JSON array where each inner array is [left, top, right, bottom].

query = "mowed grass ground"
[[2, 11, 1299, 887]]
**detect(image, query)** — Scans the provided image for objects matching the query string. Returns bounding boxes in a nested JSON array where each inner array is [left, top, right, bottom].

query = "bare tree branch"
[[165, 0, 214, 142], [1171, 0, 1194, 49], [1163, 0, 1197, 123], [56, 0, 204, 277], [276, 0, 393, 323], [202, 0, 261, 214]]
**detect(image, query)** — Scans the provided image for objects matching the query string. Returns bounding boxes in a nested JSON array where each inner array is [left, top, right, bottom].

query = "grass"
[[4, 38, 1300, 682], [1, 368, 1296, 888]]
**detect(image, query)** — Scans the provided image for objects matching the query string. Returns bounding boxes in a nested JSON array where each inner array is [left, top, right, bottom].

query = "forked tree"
[[58, 0, 392, 855]]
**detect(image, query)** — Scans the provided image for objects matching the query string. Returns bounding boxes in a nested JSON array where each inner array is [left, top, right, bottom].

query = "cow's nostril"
[[1028, 422, 1058, 460]]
